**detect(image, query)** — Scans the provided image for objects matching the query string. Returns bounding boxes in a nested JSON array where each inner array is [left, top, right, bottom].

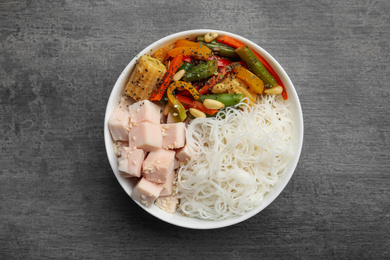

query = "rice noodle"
[[177, 95, 294, 220]]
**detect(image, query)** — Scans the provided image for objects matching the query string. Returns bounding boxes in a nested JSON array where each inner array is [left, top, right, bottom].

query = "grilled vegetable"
[[125, 55, 167, 101], [167, 95, 187, 122], [216, 35, 244, 49], [182, 60, 218, 82], [198, 62, 239, 95], [175, 94, 219, 115], [233, 66, 264, 94], [198, 93, 245, 107], [168, 40, 212, 60], [168, 81, 200, 100], [153, 44, 175, 62], [166, 81, 201, 122], [178, 62, 194, 72], [221, 75, 257, 106], [217, 36, 288, 100], [196, 35, 239, 59], [235, 46, 278, 89], [150, 54, 183, 102]]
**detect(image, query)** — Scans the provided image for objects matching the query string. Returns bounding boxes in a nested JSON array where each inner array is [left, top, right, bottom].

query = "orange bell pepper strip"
[[217, 35, 288, 100], [168, 40, 212, 60], [168, 47, 212, 60], [175, 39, 211, 49], [175, 39, 200, 48], [234, 66, 264, 94], [153, 44, 175, 62], [168, 81, 200, 100], [150, 54, 183, 101], [217, 35, 244, 49]]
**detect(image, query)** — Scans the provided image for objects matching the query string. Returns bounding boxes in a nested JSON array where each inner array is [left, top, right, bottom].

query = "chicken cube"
[[161, 123, 186, 150], [142, 149, 175, 184], [131, 178, 163, 208], [128, 122, 162, 152], [175, 143, 195, 164], [118, 147, 145, 178], [173, 158, 180, 170], [118, 95, 134, 110], [159, 170, 175, 196], [113, 141, 128, 157], [108, 106, 130, 141], [166, 111, 176, 124], [128, 100, 161, 126]]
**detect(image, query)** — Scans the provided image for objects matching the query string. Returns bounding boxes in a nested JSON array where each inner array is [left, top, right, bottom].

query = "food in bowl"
[[107, 31, 299, 223]]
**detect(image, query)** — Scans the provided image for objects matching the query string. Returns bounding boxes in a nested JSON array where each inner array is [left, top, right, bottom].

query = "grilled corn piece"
[[221, 76, 257, 106], [125, 55, 167, 101]]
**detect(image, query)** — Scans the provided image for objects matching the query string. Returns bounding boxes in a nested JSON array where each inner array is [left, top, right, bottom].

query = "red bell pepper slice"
[[150, 54, 183, 101], [175, 94, 218, 115], [207, 55, 232, 67], [182, 56, 193, 63]]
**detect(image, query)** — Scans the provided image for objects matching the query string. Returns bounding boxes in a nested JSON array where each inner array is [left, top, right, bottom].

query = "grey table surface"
[[1, 0, 389, 259]]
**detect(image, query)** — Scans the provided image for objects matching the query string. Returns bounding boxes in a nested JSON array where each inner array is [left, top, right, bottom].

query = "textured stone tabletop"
[[1, 0, 389, 259]]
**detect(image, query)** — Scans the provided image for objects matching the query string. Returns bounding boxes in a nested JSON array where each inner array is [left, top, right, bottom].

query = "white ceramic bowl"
[[104, 29, 304, 229]]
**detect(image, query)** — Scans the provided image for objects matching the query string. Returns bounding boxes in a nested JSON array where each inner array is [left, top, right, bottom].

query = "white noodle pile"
[[177, 95, 294, 220]]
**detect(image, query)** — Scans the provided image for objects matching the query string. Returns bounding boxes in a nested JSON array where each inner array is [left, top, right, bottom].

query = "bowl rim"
[[104, 29, 304, 229]]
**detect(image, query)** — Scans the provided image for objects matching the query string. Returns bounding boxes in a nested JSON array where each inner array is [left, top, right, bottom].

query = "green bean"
[[198, 93, 245, 107], [182, 60, 218, 82], [235, 46, 278, 88], [197, 36, 239, 60], [178, 62, 193, 72]]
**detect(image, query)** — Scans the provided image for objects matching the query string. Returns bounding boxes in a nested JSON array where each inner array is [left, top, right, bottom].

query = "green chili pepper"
[[182, 60, 218, 82], [235, 46, 279, 88], [198, 93, 245, 107], [197, 35, 239, 59]]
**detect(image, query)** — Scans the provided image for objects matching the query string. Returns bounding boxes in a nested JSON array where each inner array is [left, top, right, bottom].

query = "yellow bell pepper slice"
[[234, 66, 265, 94]]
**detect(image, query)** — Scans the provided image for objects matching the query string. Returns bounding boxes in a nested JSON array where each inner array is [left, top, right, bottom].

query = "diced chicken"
[[128, 122, 162, 152], [159, 170, 175, 196], [166, 111, 176, 124], [131, 178, 163, 208], [155, 194, 179, 214], [161, 123, 186, 150], [113, 141, 128, 157], [108, 106, 130, 141], [175, 143, 195, 164], [118, 147, 145, 178], [128, 100, 161, 126], [173, 158, 180, 170], [142, 149, 175, 184], [118, 95, 134, 110]]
